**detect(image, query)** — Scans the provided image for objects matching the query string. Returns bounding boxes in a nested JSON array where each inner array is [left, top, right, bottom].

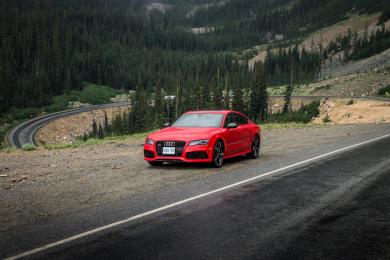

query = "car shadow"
[[148, 155, 254, 170]]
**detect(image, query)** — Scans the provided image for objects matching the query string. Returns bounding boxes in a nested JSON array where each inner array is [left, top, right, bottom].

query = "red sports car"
[[144, 110, 261, 167]]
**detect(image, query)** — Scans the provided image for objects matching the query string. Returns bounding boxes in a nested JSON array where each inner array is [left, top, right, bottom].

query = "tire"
[[148, 161, 163, 166], [212, 140, 224, 168], [247, 135, 260, 159]]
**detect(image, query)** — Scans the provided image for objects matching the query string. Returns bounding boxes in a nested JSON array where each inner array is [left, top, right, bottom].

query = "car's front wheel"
[[247, 135, 260, 159], [148, 161, 163, 167], [212, 140, 224, 168]]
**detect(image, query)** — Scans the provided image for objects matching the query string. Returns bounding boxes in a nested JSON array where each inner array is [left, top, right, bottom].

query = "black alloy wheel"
[[248, 135, 260, 159], [212, 140, 224, 168]]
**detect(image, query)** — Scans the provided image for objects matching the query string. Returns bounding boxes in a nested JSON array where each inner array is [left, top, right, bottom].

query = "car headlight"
[[189, 139, 209, 146], [145, 138, 154, 145]]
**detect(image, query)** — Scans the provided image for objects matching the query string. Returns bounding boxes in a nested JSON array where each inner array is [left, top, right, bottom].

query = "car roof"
[[185, 110, 236, 115]]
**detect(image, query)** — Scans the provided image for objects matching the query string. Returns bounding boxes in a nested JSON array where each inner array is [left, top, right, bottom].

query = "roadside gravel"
[[1, 123, 390, 232]]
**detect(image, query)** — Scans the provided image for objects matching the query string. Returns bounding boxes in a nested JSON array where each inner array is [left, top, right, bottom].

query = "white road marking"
[[5, 133, 390, 260]]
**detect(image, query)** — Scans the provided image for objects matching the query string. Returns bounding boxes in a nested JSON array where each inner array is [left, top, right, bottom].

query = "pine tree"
[[211, 75, 223, 110], [199, 81, 211, 110], [232, 79, 245, 113], [223, 72, 230, 109], [283, 85, 293, 113], [92, 118, 98, 137], [153, 82, 164, 128], [103, 111, 110, 136], [98, 123, 104, 139], [111, 109, 123, 136], [131, 82, 152, 133], [249, 62, 268, 122]]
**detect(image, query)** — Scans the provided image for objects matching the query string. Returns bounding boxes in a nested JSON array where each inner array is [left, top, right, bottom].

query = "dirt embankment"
[[314, 99, 390, 124], [268, 96, 320, 113], [36, 106, 130, 146]]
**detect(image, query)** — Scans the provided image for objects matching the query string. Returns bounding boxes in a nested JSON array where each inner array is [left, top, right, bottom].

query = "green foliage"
[[378, 85, 390, 96], [21, 143, 37, 151], [45, 83, 118, 112], [2, 0, 389, 115], [0, 124, 11, 149], [82, 83, 153, 140], [131, 83, 153, 132], [7, 107, 42, 121], [0, 146, 17, 153], [378, 8, 390, 25], [44, 94, 80, 113], [249, 63, 268, 122], [79, 84, 118, 105], [327, 25, 390, 61], [267, 100, 320, 124], [264, 45, 322, 86], [283, 85, 294, 113], [231, 81, 245, 113], [261, 122, 317, 130], [323, 114, 332, 123], [314, 84, 333, 91]]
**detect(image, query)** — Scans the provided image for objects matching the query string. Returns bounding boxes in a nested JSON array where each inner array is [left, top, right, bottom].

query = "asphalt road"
[[7, 103, 130, 148], [3, 132, 390, 259]]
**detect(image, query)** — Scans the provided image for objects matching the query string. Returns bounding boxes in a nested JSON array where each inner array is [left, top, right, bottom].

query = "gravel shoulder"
[[1, 123, 390, 233]]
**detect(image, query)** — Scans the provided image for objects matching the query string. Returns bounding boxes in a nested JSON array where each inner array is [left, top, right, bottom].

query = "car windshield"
[[171, 113, 224, 128]]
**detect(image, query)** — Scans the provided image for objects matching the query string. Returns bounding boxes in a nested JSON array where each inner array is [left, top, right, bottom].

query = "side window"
[[224, 113, 236, 127], [234, 113, 248, 125]]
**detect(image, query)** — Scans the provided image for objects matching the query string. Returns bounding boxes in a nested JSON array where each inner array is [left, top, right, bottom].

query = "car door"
[[233, 113, 252, 152], [223, 113, 242, 155]]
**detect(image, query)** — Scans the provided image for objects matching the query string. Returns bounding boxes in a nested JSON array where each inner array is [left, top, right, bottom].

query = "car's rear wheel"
[[148, 161, 163, 166], [212, 140, 224, 168], [248, 135, 260, 159]]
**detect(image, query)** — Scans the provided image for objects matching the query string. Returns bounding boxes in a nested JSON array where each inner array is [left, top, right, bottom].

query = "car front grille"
[[156, 141, 186, 157]]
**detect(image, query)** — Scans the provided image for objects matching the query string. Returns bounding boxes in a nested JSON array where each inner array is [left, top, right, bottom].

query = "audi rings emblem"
[[164, 141, 175, 147]]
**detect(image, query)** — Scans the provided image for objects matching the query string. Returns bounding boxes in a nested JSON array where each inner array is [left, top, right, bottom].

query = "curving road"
[[7, 103, 130, 148]]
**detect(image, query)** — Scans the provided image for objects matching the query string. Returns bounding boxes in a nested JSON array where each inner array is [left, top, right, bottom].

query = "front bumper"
[[144, 142, 213, 163]]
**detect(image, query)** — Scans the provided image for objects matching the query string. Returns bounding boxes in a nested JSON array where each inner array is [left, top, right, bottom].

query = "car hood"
[[148, 127, 222, 141]]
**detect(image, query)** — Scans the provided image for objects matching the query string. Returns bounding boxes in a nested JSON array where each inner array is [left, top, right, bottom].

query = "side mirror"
[[226, 122, 238, 129], [163, 122, 170, 128]]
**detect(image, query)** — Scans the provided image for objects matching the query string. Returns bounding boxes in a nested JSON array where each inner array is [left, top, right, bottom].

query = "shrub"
[[21, 143, 37, 151], [8, 107, 41, 120], [79, 83, 117, 104], [322, 114, 332, 123], [44, 93, 79, 113], [346, 99, 354, 105], [378, 85, 390, 96], [266, 100, 320, 124]]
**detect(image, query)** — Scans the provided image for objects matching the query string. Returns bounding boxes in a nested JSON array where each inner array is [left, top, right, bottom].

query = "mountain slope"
[[0, 0, 389, 117]]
